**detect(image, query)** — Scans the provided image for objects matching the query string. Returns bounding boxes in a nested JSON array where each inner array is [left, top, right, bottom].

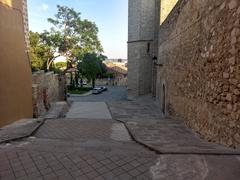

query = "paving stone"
[[108, 99, 163, 122], [151, 155, 240, 180], [1, 91, 240, 179], [0, 118, 43, 144], [66, 102, 112, 119], [126, 120, 240, 154]]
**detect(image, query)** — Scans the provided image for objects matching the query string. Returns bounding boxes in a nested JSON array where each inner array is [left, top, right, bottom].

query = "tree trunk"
[[92, 78, 95, 88], [47, 55, 61, 71], [70, 72, 74, 87], [80, 78, 83, 88], [75, 72, 79, 87]]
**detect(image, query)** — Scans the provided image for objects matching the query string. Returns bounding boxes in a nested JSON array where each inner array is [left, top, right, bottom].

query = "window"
[[147, 42, 150, 54]]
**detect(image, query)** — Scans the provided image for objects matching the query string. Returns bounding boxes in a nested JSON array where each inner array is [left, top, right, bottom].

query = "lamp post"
[[152, 56, 163, 67]]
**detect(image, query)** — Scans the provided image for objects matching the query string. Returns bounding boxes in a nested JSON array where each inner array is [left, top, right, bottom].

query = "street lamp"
[[152, 56, 163, 67]]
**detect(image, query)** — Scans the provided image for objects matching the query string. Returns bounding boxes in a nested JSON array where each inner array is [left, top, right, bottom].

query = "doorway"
[[161, 83, 166, 116]]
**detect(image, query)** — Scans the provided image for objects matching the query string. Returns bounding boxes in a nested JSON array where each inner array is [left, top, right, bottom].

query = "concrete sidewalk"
[[66, 102, 112, 119]]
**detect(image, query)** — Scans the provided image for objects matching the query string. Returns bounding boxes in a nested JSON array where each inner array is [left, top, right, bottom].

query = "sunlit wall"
[[1, 0, 12, 7], [160, 0, 179, 24], [0, 0, 33, 127]]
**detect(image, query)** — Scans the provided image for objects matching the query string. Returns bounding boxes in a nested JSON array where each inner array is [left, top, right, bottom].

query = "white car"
[[100, 86, 108, 91], [92, 88, 102, 94]]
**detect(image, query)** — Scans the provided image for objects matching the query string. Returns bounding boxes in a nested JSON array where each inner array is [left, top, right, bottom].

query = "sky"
[[28, 0, 128, 59]]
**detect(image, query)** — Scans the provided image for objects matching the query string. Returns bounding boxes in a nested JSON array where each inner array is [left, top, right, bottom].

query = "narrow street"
[[0, 87, 240, 180], [0, 87, 157, 180], [1, 0, 240, 179]]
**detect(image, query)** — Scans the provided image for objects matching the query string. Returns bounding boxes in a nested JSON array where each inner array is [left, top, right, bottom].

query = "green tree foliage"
[[77, 53, 107, 88], [47, 5, 103, 68], [55, 62, 67, 70], [29, 31, 50, 71], [30, 31, 61, 72], [29, 5, 103, 73]]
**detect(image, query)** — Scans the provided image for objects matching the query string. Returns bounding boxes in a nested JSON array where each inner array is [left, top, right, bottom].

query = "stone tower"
[[128, 0, 159, 98]]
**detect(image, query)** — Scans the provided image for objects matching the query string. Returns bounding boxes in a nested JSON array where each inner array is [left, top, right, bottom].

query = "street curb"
[[0, 101, 69, 144], [105, 102, 159, 154], [116, 119, 160, 154], [0, 119, 45, 144], [69, 91, 92, 97], [115, 119, 240, 156], [116, 119, 240, 156]]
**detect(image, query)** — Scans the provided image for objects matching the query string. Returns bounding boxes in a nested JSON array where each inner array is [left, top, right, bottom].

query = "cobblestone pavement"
[[151, 155, 240, 180], [108, 98, 240, 179], [108, 100, 162, 122], [125, 120, 240, 154], [1, 89, 240, 179], [0, 118, 157, 180], [108, 99, 240, 153], [68, 86, 127, 103]]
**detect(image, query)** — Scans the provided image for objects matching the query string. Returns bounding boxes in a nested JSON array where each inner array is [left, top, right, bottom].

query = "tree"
[[29, 5, 103, 79], [78, 53, 107, 88], [97, 54, 107, 78], [55, 62, 67, 70], [40, 31, 62, 71], [30, 31, 62, 72], [47, 5, 103, 69], [29, 31, 50, 71]]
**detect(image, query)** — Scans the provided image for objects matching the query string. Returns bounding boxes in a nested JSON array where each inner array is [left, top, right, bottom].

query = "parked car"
[[100, 86, 108, 91], [82, 81, 87, 85], [92, 88, 102, 94]]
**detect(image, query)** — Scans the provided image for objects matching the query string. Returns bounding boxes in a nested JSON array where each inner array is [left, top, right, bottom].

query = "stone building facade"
[[128, 0, 240, 147], [128, 0, 157, 98], [0, 0, 33, 127]]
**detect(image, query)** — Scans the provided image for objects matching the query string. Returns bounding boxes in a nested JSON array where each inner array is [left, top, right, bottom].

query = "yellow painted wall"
[[0, 0, 33, 127], [1, 0, 12, 7], [160, 0, 179, 24]]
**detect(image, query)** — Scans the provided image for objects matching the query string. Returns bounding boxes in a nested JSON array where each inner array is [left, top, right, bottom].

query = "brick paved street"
[[1, 87, 240, 180], [108, 96, 163, 122], [0, 100, 158, 180], [109, 98, 240, 180]]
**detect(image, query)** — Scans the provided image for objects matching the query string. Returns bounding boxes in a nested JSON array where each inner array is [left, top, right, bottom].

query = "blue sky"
[[28, 0, 128, 59]]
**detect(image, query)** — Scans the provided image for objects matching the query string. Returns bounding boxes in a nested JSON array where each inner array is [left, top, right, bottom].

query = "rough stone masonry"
[[128, 0, 240, 147]]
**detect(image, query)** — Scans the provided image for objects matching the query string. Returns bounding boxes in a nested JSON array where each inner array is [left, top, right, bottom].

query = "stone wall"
[[156, 0, 240, 147], [32, 71, 66, 118]]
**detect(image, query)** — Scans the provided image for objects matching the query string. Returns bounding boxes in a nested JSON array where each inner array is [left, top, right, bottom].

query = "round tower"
[[128, 0, 160, 98]]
